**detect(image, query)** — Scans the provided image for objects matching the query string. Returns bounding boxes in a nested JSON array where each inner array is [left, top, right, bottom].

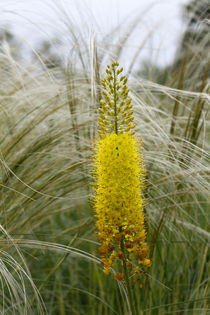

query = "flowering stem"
[[95, 62, 151, 313], [113, 67, 118, 134], [120, 234, 136, 315], [114, 66, 135, 313], [113, 68, 136, 313]]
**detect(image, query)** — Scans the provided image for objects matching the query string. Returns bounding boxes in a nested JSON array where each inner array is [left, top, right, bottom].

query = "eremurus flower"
[[92, 62, 151, 283]]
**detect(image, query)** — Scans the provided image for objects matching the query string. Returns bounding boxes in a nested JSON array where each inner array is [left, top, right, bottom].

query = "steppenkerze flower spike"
[[92, 62, 151, 286]]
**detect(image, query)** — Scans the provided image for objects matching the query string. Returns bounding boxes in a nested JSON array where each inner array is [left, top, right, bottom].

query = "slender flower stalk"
[[92, 62, 151, 313]]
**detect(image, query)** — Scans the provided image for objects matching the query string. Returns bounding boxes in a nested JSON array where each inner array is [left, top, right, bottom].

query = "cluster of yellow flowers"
[[92, 62, 151, 283]]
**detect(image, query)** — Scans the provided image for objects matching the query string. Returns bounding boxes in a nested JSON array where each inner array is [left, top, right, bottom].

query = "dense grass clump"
[[0, 4, 209, 314]]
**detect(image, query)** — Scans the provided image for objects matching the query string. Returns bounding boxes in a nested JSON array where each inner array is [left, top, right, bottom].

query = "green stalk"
[[113, 64, 136, 314], [120, 239, 136, 315], [113, 67, 118, 134]]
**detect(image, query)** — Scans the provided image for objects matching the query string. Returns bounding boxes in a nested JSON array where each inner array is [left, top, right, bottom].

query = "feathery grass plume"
[[92, 62, 151, 286]]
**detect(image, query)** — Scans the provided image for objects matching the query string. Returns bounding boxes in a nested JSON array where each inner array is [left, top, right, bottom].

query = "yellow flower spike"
[[93, 63, 151, 294], [92, 132, 151, 281]]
